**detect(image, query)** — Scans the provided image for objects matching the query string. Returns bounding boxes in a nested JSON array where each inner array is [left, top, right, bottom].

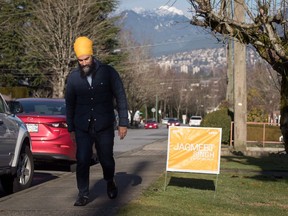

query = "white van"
[[188, 116, 202, 126]]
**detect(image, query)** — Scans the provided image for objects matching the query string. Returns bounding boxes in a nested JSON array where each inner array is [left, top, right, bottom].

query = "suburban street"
[[0, 126, 169, 198], [114, 125, 169, 154]]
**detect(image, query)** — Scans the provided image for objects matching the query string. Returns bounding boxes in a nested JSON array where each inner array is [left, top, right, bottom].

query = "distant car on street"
[[167, 118, 181, 128], [144, 119, 159, 129], [188, 116, 202, 127], [8, 98, 76, 163], [161, 117, 169, 125]]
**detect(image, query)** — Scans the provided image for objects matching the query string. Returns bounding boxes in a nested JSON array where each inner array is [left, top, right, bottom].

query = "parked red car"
[[9, 98, 76, 163], [144, 119, 158, 129], [167, 118, 181, 128]]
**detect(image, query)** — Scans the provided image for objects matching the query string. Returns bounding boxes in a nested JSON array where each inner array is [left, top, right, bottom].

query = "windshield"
[[17, 100, 66, 115], [191, 116, 202, 120]]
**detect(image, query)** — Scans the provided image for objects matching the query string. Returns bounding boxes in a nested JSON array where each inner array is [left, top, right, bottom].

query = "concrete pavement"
[[0, 139, 168, 216]]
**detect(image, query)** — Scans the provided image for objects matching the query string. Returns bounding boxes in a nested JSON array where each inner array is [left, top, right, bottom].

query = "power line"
[[0, 0, 201, 64], [0, 0, 116, 18], [0, 0, 183, 18], [0, 36, 219, 67]]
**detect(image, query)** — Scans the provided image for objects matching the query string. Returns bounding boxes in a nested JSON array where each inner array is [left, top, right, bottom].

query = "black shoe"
[[107, 180, 118, 199], [74, 196, 89, 206]]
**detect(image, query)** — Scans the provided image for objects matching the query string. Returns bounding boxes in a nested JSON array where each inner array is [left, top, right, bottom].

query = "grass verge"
[[118, 154, 288, 216]]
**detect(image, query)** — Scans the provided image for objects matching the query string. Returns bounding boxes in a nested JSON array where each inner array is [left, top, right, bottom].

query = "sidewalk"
[[0, 139, 168, 216]]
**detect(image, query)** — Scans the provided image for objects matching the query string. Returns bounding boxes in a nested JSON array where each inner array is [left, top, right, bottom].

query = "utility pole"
[[226, 0, 234, 110], [233, 0, 247, 151]]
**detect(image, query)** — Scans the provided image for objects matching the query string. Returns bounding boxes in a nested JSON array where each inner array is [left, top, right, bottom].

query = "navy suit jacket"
[[65, 59, 129, 132]]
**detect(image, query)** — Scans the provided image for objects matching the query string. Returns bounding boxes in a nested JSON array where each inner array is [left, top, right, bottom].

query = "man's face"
[[77, 55, 93, 75]]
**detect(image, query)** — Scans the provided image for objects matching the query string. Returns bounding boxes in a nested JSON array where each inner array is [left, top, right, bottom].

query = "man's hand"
[[118, 126, 127, 140]]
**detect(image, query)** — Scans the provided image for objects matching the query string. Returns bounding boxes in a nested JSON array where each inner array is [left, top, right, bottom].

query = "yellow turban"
[[74, 36, 93, 58]]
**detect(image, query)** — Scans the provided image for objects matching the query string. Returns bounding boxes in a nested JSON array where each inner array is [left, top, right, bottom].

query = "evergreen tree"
[[0, 0, 29, 87]]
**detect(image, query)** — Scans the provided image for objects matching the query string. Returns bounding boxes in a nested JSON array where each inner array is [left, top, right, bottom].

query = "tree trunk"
[[52, 75, 66, 98], [280, 74, 288, 152]]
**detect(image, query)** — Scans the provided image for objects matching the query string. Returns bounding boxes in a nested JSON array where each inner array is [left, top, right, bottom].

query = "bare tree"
[[188, 0, 288, 152], [247, 62, 280, 118], [158, 71, 192, 120], [21, 0, 119, 98], [119, 31, 157, 126], [152, 70, 175, 119]]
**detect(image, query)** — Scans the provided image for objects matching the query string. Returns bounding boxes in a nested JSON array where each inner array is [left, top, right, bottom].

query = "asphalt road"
[[114, 125, 169, 154], [0, 125, 169, 198]]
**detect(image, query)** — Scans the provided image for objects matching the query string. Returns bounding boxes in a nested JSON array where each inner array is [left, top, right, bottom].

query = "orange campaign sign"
[[166, 126, 222, 174]]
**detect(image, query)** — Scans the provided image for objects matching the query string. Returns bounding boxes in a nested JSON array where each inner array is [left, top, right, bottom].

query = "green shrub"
[[247, 107, 268, 122], [201, 108, 232, 144]]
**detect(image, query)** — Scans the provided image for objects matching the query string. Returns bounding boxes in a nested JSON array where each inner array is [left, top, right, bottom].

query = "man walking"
[[65, 36, 129, 206]]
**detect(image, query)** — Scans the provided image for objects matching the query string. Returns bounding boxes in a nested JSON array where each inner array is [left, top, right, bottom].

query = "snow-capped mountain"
[[118, 6, 223, 57], [155, 5, 184, 16]]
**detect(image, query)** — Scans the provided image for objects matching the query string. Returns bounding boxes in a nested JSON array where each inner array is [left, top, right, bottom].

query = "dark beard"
[[79, 60, 95, 77]]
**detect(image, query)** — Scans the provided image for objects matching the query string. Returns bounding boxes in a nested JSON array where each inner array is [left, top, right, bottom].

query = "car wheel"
[[1, 146, 34, 194]]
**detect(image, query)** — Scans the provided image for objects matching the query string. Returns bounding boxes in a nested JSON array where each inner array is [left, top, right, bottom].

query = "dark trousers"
[[75, 126, 115, 197]]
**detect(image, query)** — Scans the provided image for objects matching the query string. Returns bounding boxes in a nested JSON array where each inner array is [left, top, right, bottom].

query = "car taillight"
[[46, 122, 68, 128]]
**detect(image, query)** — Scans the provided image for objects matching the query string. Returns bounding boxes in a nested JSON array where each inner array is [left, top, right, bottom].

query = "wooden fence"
[[230, 122, 283, 148]]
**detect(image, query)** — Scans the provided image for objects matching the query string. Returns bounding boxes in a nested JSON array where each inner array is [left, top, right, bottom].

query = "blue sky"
[[117, 0, 191, 15]]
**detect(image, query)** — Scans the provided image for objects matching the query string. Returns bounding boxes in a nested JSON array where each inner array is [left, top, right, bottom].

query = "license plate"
[[26, 124, 39, 132]]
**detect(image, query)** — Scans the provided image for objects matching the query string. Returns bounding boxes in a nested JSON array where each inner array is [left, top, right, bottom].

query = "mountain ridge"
[[117, 7, 223, 57]]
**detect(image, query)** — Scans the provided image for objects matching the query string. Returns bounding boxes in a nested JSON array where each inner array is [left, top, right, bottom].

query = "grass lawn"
[[118, 154, 288, 216]]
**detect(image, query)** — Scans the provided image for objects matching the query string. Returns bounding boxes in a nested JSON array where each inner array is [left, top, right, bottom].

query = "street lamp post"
[[155, 94, 158, 122]]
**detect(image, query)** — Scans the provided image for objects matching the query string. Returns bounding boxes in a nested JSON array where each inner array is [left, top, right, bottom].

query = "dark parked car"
[[0, 93, 34, 194], [9, 98, 76, 163], [144, 119, 159, 129], [167, 118, 181, 128]]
